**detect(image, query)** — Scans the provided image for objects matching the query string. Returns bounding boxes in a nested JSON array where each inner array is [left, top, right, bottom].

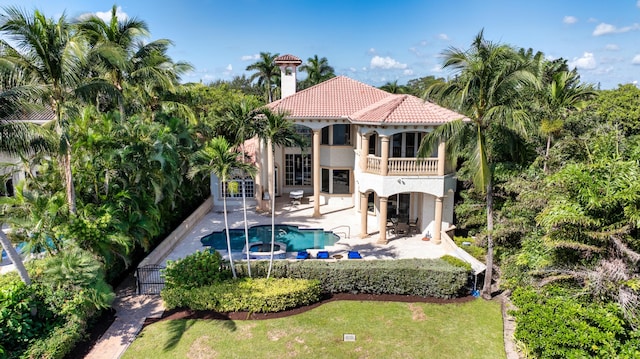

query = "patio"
[[161, 195, 451, 266]]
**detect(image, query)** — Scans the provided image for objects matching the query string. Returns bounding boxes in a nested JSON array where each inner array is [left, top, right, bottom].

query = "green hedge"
[[235, 258, 469, 299], [163, 250, 231, 288], [161, 278, 322, 313]]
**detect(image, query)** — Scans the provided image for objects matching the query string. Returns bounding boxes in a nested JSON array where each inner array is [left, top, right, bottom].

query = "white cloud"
[[403, 69, 414, 76], [348, 67, 357, 72], [419, 40, 428, 46], [569, 52, 596, 69], [563, 16, 578, 24], [430, 65, 443, 73], [95, 6, 128, 22], [225, 64, 232, 71], [437, 33, 449, 40], [367, 48, 377, 55], [240, 54, 259, 61], [605, 44, 620, 51], [370, 56, 407, 70], [593, 22, 640, 36], [632, 55, 640, 65], [637, 0, 640, 7]]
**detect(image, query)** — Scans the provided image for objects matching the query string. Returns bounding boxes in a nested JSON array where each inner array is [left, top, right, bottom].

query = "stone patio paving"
[[162, 196, 451, 266]]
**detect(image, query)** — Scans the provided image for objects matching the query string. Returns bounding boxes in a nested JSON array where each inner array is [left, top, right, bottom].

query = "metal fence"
[[136, 265, 165, 295]]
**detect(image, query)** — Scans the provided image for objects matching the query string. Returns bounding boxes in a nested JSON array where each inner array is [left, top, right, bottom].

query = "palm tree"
[[419, 30, 539, 299], [0, 7, 93, 214], [219, 98, 262, 277], [299, 55, 335, 87], [379, 80, 406, 94], [189, 136, 254, 279], [539, 71, 596, 173], [254, 108, 305, 278], [246, 52, 279, 103], [75, 5, 149, 114]]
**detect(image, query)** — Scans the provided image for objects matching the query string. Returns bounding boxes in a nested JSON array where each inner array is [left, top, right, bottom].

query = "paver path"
[[85, 275, 164, 359]]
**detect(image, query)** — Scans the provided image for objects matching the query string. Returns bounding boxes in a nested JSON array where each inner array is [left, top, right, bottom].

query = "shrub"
[[22, 316, 86, 359], [510, 287, 640, 359], [163, 250, 231, 288], [282, 258, 468, 298], [162, 277, 322, 313]]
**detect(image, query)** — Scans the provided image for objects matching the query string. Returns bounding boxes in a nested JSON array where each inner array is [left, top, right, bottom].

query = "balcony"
[[365, 155, 440, 176]]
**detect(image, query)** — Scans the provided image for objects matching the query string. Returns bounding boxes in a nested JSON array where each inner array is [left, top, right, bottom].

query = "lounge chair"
[[316, 251, 329, 259], [296, 251, 310, 259], [348, 250, 362, 259]]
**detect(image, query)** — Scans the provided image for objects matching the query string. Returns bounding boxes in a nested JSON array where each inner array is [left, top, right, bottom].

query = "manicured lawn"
[[122, 299, 504, 359]]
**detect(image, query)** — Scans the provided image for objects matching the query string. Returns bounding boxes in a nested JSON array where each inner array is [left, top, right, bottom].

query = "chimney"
[[275, 54, 302, 98]]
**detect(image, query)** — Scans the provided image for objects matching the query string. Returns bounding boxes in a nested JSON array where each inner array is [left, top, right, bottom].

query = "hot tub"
[[242, 241, 287, 260]]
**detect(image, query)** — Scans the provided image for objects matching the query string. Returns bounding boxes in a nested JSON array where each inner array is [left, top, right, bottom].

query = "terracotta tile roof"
[[268, 76, 393, 118], [275, 54, 302, 65], [352, 94, 467, 124], [267, 76, 467, 124]]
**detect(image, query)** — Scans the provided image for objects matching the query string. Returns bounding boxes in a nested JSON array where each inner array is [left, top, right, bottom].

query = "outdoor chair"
[[296, 251, 310, 259], [316, 251, 330, 259], [347, 250, 362, 259], [408, 217, 419, 235]]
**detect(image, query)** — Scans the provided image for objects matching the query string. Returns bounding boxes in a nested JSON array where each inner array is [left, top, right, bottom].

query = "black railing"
[[136, 265, 165, 295]]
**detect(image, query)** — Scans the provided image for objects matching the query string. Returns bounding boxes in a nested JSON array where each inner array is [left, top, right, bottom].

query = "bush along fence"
[[160, 251, 471, 313]]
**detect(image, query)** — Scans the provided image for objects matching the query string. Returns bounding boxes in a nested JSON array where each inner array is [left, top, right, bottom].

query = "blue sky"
[[1, 0, 639, 89]]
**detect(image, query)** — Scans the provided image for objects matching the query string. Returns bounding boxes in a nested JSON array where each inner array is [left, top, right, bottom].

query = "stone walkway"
[[84, 276, 164, 359]]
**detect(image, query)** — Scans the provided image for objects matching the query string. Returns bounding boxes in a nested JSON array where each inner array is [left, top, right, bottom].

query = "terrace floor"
[[162, 195, 451, 266]]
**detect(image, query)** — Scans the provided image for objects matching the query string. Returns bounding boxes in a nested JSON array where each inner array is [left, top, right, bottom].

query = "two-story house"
[[213, 54, 467, 246]]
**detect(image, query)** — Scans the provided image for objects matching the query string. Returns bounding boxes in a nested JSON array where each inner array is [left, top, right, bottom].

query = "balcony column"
[[380, 135, 390, 176], [360, 192, 368, 238], [360, 134, 369, 172], [378, 196, 388, 244], [313, 129, 321, 218], [437, 140, 446, 176], [434, 197, 443, 244]]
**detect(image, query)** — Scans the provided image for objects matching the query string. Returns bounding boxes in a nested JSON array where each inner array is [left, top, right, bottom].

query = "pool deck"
[[162, 196, 450, 266]]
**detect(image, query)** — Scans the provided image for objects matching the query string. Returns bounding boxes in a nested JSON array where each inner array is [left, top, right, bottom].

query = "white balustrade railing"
[[365, 156, 439, 176]]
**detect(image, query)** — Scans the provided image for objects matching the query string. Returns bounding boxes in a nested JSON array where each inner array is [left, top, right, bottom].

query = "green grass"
[[122, 299, 505, 359]]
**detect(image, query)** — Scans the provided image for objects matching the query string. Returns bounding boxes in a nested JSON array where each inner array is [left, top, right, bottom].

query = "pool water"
[[201, 224, 339, 252]]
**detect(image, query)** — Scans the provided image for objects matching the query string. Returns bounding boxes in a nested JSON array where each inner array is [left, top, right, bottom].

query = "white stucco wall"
[[319, 146, 354, 168]]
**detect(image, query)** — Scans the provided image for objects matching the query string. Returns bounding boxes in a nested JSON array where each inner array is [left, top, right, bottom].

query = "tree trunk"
[[543, 134, 551, 174], [267, 140, 275, 279], [240, 143, 251, 278], [481, 182, 494, 299], [62, 149, 77, 215], [222, 184, 237, 278], [242, 178, 251, 277], [0, 228, 31, 285]]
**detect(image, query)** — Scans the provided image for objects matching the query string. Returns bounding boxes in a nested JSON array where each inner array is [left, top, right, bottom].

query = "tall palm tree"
[[75, 5, 149, 114], [254, 108, 304, 278], [419, 30, 539, 299], [539, 71, 596, 173], [299, 55, 335, 87], [246, 52, 279, 103], [189, 136, 254, 279], [0, 7, 95, 214], [220, 98, 262, 277]]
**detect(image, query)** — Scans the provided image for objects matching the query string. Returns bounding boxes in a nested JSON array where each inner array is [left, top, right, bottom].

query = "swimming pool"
[[200, 224, 340, 253]]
